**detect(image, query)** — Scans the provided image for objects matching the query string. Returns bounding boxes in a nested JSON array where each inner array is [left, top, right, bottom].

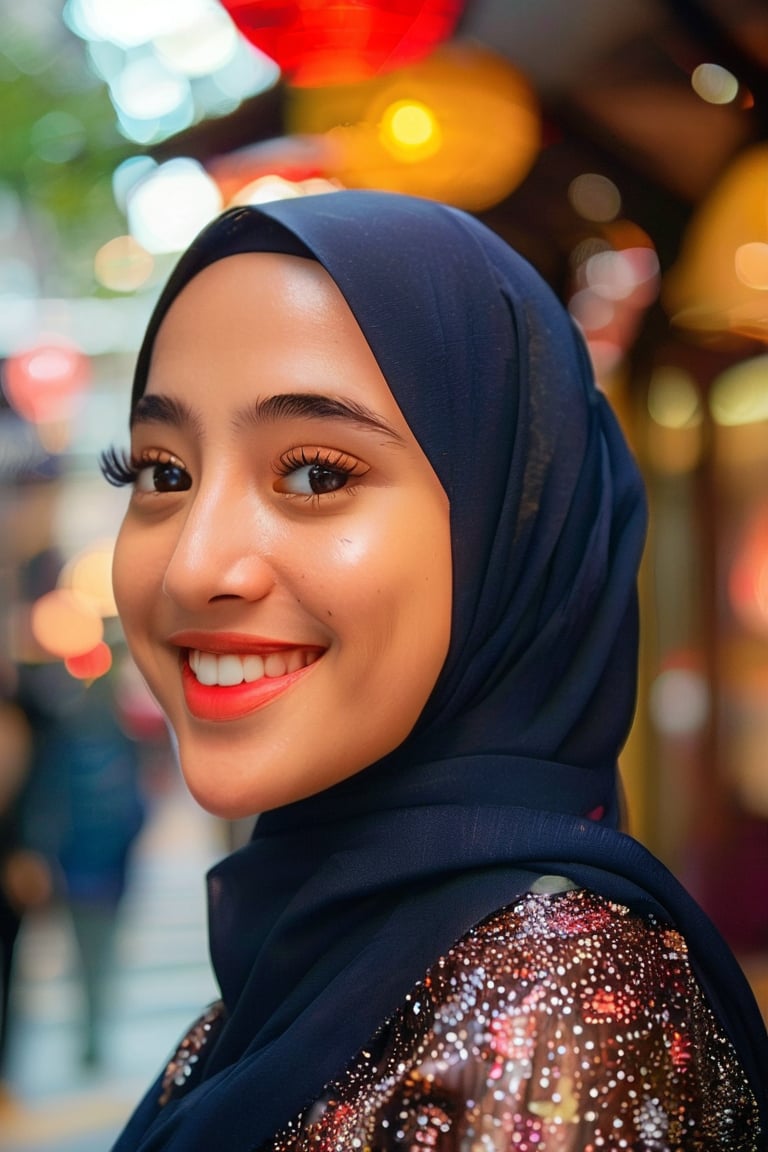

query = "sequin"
[[260, 889, 760, 1151], [159, 1001, 226, 1106]]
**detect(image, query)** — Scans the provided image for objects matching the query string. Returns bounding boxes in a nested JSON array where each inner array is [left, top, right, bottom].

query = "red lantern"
[[219, 0, 464, 86]]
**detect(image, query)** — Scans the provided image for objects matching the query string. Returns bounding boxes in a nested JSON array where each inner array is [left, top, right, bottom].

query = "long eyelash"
[[99, 445, 138, 488], [274, 447, 358, 477]]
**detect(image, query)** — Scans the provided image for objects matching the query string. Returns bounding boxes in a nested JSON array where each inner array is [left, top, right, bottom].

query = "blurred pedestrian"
[[0, 696, 50, 1108], [17, 661, 145, 1068]]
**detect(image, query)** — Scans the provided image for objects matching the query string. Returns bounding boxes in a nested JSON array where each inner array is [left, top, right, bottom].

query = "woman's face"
[[113, 253, 452, 817]]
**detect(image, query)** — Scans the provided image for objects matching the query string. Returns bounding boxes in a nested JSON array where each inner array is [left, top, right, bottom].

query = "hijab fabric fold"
[[114, 192, 767, 1152]]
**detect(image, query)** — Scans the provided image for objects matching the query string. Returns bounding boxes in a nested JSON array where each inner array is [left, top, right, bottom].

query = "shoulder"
[[412, 883, 695, 1073], [427, 881, 690, 1019], [269, 886, 760, 1150], [387, 884, 759, 1147]]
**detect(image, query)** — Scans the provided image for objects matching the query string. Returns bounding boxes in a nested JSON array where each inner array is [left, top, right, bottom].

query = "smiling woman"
[[103, 191, 766, 1152], [108, 251, 451, 816]]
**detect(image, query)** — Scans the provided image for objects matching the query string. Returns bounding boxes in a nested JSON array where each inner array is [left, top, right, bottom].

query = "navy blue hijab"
[[113, 192, 766, 1151]]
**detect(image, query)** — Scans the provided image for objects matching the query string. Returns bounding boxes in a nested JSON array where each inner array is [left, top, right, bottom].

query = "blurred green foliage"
[[0, 3, 133, 293]]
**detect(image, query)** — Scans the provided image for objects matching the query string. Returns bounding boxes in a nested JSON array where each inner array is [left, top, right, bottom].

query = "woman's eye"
[[135, 460, 192, 494], [279, 463, 352, 496], [275, 449, 367, 498]]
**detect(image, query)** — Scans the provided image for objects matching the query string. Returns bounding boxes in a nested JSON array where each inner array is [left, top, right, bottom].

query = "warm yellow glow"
[[648, 367, 702, 429], [664, 144, 768, 341], [30, 589, 104, 659], [710, 355, 768, 426], [59, 542, 118, 618], [287, 44, 540, 212], [735, 242, 768, 290], [94, 235, 154, 292], [691, 62, 739, 105], [379, 100, 441, 161]]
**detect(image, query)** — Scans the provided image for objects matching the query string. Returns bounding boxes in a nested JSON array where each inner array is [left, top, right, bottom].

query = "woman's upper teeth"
[[188, 649, 317, 686]]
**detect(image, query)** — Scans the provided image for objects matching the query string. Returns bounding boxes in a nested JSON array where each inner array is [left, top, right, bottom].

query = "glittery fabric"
[[258, 889, 760, 1151], [159, 1002, 225, 1106]]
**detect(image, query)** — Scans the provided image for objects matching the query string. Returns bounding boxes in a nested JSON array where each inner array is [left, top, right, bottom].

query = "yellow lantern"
[[286, 43, 540, 212], [664, 144, 768, 342]]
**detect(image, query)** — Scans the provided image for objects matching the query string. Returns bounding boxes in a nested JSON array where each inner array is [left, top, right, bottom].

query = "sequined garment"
[[163, 887, 760, 1150]]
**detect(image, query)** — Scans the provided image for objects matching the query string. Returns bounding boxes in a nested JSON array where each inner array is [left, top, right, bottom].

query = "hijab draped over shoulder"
[[114, 192, 767, 1151]]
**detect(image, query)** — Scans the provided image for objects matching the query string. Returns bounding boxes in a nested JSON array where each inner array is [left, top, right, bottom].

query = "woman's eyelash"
[[100, 445, 362, 490], [100, 446, 138, 488], [274, 447, 360, 476]]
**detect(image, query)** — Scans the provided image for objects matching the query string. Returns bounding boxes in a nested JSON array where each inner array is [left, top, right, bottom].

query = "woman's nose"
[[161, 483, 275, 609]]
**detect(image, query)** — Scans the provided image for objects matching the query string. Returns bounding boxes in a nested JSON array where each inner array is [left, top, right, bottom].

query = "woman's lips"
[[179, 645, 322, 722]]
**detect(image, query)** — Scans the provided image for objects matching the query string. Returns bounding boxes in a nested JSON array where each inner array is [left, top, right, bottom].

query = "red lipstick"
[[168, 630, 310, 654], [180, 658, 319, 722], [171, 632, 325, 723]]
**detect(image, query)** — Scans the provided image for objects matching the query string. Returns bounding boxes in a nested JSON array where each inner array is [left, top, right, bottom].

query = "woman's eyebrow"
[[238, 393, 406, 443], [130, 393, 203, 435]]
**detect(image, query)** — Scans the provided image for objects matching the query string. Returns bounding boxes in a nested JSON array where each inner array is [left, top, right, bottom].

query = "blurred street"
[[0, 784, 222, 1152]]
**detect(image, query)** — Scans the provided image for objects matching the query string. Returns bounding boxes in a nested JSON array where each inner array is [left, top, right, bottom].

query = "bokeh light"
[[112, 155, 158, 212], [287, 43, 540, 212], [66, 0, 218, 49], [30, 588, 104, 659], [650, 666, 709, 737], [231, 174, 340, 205], [65, 641, 113, 680], [568, 236, 660, 381], [568, 173, 621, 223], [648, 367, 702, 431], [30, 112, 87, 164], [379, 100, 442, 162], [645, 366, 703, 474], [126, 158, 223, 253], [94, 235, 154, 292], [66, 0, 278, 144], [2, 340, 91, 424], [734, 242, 768, 290], [154, 5, 240, 76], [59, 542, 118, 618], [691, 62, 739, 105], [111, 55, 191, 122], [709, 355, 768, 427]]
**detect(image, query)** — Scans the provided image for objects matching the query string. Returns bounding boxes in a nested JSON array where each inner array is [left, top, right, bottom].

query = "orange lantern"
[[287, 43, 540, 212], [219, 0, 464, 86], [2, 339, 90, 424]]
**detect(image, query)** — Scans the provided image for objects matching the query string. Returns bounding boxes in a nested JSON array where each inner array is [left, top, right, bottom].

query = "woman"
[[103, 191, 766, 1150]]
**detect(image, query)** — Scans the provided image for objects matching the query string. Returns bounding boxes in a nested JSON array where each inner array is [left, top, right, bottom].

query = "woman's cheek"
[[112, 524, 164, 659]]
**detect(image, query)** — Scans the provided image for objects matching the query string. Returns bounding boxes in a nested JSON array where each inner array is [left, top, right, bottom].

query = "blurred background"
[[0, 0, 766, 1147]]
